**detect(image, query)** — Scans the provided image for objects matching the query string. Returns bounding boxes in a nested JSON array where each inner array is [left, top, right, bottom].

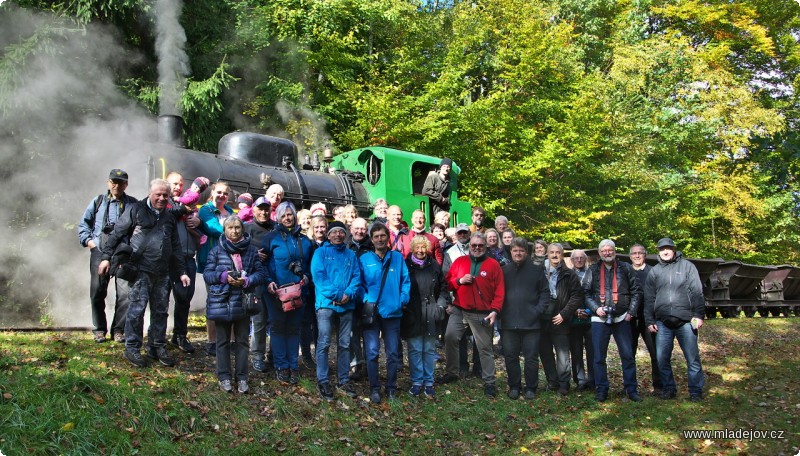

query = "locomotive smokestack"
[[157, 115, 185, 147]]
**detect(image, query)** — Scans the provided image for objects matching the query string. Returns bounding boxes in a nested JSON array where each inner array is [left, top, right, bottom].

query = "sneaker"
[[93, 331, 107, 343], [340, 382, 358, 398], [596, 391, 608, 402], [627, 391, 643, 402], [276, 369, 290, 383], [252, 358, 268, 373], [409, 385, 422, 397], [289, 369, 299, 385], [124, 349, 148, 367], [219, 379, 233, 393], [386, 389, 397, 400], [205, 342, 216, 357], [237, 380, 249, 394], [524, 389, 536, 400], [146, 347, 177, 367], [484, 384, 497, 398], [369, 388, 382, 404], [689, 394, 703, 402], [424, 386, 436, 398], [301, 355, 316, 370], [170, 335, 196, 354], [660, 390, 677, 400], [436, 373, 460, 385], [318, 382, 335, 401], [113, 332, 125, 343], [508, 388, 520, 400]]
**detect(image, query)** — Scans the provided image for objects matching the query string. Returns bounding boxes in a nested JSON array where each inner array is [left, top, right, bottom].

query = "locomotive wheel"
[[770, 308, 782, 317], [781, 306, 792, 317], [743, 306, 756, 318], [705, 307, 717, 319], [721, 307, 736, 318], [757, 308, 770, 318]]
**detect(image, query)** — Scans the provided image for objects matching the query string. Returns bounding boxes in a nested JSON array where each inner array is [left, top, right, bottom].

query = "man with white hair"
[[585, 239, 643, 402], [265, 184, 284, 222], [99, 179, 191, 368]]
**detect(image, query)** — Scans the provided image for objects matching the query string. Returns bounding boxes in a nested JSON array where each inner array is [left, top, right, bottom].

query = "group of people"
[[79, 163, 706, 403]]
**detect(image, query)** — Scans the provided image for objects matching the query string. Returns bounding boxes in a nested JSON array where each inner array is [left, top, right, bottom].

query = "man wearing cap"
[[78, 169, 138, 343], [245, 196, 275, 372], [98, 179, 191, 368], [644, 237, 706, 402], [422, 158, 452, 216], [165, 172, 201, 354], [585, 239, 643, 402], [311, 221, 362, 401]]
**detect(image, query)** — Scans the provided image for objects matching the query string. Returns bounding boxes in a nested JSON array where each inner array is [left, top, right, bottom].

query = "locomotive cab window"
[[411, 162, 438, 195], [365, 152, 381, 186]]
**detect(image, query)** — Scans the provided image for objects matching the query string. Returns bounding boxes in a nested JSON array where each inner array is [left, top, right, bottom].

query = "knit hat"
[[327, 221, 347, 236], [309, 202, 327, 216], [193, 176, 210, 192], [275, 201, 297, 222], [237, 192, 253, 205], [440, 158, 453, 168]]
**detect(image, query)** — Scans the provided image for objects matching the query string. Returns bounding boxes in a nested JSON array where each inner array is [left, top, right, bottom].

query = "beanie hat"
[[327, 221, 347, 237], [237, 192, 253, 205], [440, 158, 453, 168], [193, 177, 210, 192]]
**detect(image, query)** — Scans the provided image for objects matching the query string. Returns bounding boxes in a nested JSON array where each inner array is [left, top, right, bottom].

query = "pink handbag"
[[277, 282, 303, 312]]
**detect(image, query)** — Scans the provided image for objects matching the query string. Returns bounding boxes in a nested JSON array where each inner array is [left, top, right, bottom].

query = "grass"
[[0, 318, 798, 455]]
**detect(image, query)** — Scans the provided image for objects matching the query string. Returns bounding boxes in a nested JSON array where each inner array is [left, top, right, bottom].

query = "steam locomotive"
[[146, 115, 472, 224]]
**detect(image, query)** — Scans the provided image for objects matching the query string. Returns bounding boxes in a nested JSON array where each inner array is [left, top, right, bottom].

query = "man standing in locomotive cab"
[[78, 168, 138, 344], [644, 237, 706, 402], [422, 158, 452, 217], [165, 172, 201, 354], [246, 197, 275, 373], [98, 179, 191, 368], [586, 239, 643, 402], [628, 243, 663, 396]]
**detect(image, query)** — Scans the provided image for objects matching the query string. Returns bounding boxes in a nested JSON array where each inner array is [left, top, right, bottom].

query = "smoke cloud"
[[153, 0, 190, 116]]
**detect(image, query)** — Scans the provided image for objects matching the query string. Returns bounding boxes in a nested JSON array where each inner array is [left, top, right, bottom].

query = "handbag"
[[277, 282, 304, 312], [362, 252, 392, 326], [242, 292, 260, 316]]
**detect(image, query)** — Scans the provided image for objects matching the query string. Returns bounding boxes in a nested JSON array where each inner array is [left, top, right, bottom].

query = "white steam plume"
[[153, 0, 190, 116]]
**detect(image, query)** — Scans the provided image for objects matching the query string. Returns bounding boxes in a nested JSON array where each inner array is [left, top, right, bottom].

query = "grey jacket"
[[643, 252, 705, 327]]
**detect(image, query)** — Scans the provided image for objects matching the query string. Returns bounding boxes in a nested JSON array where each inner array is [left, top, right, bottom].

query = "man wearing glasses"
[[568, 249, 594, 391], [628, 244, 663, 396], [469, 206, 487, 234], [78, 169, 138, 344], [442, 232, 505, 397]]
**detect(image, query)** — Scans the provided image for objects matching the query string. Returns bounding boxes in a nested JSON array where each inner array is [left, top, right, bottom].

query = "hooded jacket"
[[644, 251, 705, 327], [359, 250, 411, 319], [311, 241, 361, 313], [203, 233, 267, 322]]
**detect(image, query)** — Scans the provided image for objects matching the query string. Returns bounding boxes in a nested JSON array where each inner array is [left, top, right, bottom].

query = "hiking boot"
[[124, 348, 148, 367], [558, 387, 569, 397], [524, 389, 536, 400], [93, 331, 107, 343], [369, 388, 382, 404], [660, 390, 677, 400], [170, 335, 195, 354], [237, 380, 249, 394], [289, 369, 299, 385], [252, 358, 268, 373], [409, 385, 422, 397], [436, 373, 460, 385], [219, 379, 233, 393], [484, 384, 497, 398], [276, 369, 290, 383], [205, 342, 216, 357], [627, 391, 643, 402], [596, 391, 608, 402], [386, 389, 398, 400], [424, 386, 436, 398], [318, 382, 335, 401], [340, 382, 358, 398], [689, 394, 703, 402], [113, 332, 125, 343], [147, 347, 177, 367], [301, 355, 316, 370], [508, 388, 520, 400]]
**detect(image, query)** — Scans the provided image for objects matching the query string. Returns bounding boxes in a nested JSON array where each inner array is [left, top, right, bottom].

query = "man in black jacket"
[[500, 237, 550, 400], [99, 179, 191, 368], [246, 196, 275, 373], [644, 237, 705, 402], [586, 239, 643, 402], [628, 243, 662, 395]]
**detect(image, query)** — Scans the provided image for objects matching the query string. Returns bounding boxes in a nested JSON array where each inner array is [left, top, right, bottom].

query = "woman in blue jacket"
[[261, 201, 313, 384], [204, 216, 266, 394]]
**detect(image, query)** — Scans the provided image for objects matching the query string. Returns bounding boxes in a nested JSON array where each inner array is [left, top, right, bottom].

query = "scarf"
[[220, 232, 252, 255], [599, 261, 618, 305]]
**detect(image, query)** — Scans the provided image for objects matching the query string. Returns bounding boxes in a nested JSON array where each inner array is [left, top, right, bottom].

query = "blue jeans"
[[592, 320, 638, 394], [126, 272, 170, 350], [266, 295, 304, 370], [407, 335, 437, 386], [316, 309, 353, 384], [363, 317, 401, 391], [656, 321, 705, 396]]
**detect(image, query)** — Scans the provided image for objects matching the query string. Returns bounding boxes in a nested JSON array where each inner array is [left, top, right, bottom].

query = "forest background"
[[2, 0, 800, 267]]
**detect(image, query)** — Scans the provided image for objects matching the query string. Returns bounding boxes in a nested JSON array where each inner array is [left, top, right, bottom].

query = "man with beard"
[[246, 197, 274, 372], [469, 206, 487, 234], [443, 232, 505, 397], [644, 238, 706, 402], [586, 239, 643, 402]]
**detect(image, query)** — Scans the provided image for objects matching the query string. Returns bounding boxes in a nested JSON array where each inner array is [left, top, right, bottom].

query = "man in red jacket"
[[440, 232, 505, 397]]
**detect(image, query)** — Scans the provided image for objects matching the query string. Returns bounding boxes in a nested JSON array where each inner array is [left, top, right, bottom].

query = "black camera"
[[602, 306, 615, 325], [102, 223, 115, 234], [229, 270, 241, 280], [289, 261, 303, 277]]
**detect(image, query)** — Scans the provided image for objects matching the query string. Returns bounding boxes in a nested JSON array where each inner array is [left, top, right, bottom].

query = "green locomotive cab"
[[330, 146, 472, 226]]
